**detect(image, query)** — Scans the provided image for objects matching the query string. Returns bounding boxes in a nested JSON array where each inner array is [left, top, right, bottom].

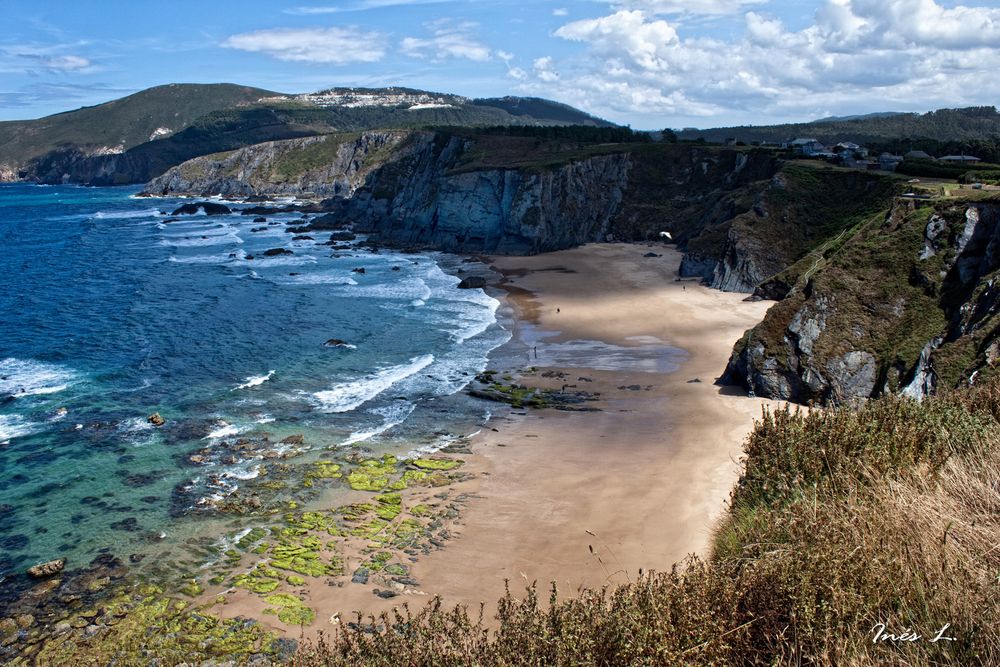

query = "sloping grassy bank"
[[295, 381, 1000, 666]]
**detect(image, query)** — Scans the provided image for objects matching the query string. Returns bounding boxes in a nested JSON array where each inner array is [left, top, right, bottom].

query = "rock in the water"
[[253, 217, 267, 223], [352, 267, 366, 274], [147, 413, 165, 427], [323, 339, 352, 348], [457, 276, 487, 289], [263, 248, 293, 257], [27, 558, 65, 578], [170, 202, 232, 216]]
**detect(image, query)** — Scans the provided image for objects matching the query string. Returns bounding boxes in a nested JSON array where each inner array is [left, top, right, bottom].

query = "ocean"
[[0, 184, 509, 587]]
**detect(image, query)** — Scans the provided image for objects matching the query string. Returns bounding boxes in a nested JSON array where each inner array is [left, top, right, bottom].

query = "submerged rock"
[[170, 202, 231, 216], [147, 413, 165, 427], [263, 247, 293, 257], [26, 559, 65, 579]]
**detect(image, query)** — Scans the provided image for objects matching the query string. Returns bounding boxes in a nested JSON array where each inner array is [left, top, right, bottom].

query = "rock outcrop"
[[725, 199, 1000, 403], [144, 132, 409, 199]]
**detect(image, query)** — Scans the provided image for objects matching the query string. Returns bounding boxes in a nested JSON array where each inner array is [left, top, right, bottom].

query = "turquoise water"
[[0, 184, 508, 587]]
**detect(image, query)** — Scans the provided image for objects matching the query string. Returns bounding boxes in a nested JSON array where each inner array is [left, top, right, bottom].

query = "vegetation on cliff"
[[294, 379, 1000, 666], [727, 192, 1000, 403]]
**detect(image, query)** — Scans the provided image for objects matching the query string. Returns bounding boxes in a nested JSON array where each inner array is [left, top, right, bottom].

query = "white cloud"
[[553, 7, 569, 16], [286, 0, 449, 14], [507, 66, 528, 80], [529, 0, 1000, 124], [613, 0, 765, 15], [533, 56, 560, 82], [34, 55, 92, 72], [222, 27, 386, 63], [555, 11, 678, 71], [400, 20, 492, 61]]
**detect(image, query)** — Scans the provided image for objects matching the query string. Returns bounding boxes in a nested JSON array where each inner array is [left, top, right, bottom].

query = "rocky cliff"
[[143, 132, 408, 199], [724, 196, 1000, 403], [333, 132, 633, 254]]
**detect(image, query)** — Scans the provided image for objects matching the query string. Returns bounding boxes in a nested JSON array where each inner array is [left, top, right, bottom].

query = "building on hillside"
[[835, 141, 868, 157], [784, 137, 827, 155], [878, 153, 905, 171], [939, 155, 981, 163], [724, 137, 738, 146], [904, 150, 933, 160]]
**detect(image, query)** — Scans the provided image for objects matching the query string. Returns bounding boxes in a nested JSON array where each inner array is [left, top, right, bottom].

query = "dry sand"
[[295, 243, 784, 627], [406, 243, 782, 608]]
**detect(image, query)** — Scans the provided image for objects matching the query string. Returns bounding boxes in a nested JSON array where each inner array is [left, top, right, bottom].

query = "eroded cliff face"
[[142, 132, 408, 199], [724, 199, 1000, 403], [337, 133, 632, 254]]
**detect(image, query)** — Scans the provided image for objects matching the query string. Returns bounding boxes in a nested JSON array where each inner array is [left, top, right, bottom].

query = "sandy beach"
[[275, 242, 783, 629]]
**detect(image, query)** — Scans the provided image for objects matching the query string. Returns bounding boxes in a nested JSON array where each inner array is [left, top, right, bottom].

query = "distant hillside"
[[677, 106, 1000, 145], [0, 84, 615, 185], [473, 96, 612, 127], [0, 83, 276, 169]]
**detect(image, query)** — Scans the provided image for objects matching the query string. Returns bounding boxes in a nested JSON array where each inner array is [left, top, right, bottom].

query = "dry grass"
[[293, 382, 1000, 666]]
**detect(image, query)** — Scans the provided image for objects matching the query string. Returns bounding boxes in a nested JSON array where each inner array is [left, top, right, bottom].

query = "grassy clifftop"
[[293, 378, 1000, 666]]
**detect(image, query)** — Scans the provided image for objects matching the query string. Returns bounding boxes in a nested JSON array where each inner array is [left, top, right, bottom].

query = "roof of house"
[[789, 137, 820, 145], [904, 150, 933, 159], [939, 155, 981, 161]]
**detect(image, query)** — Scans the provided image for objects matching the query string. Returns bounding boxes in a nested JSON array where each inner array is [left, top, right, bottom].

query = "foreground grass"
[[295, 381, 1000, 666]]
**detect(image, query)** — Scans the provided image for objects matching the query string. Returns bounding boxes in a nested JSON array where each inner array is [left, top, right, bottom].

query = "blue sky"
[[2, 0, 1000, 128]]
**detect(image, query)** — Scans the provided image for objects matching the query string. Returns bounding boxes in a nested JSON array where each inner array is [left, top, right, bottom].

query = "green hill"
[[0, 84, 615, 185], [0, 83, 277, 169]]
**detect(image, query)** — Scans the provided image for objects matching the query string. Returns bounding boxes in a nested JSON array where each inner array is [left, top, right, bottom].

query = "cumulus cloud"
[[555, 11, 678, 71], [528, 0, 1000, 124], [222, 26, 386, 63], [533, 56, 560, 82], [400, 20, 491, 61]]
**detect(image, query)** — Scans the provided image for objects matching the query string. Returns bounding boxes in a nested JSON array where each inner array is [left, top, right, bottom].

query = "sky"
[[2, 0, 1000, 129]]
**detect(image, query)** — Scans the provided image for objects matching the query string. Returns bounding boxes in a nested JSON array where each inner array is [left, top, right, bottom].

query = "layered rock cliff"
[[143, 132, 408, 199], [724, 197, 1000, 403], [332, 132, 632, 254]]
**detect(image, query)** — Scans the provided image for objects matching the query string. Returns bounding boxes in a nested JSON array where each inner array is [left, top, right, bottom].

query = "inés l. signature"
[[871, 622, 956, 644]]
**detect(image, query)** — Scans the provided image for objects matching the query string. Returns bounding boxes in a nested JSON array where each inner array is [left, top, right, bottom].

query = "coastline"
[[218, 242, 783, 636]]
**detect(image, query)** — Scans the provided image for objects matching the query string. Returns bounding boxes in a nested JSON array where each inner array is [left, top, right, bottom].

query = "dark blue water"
[[0, 184, 507, 578]]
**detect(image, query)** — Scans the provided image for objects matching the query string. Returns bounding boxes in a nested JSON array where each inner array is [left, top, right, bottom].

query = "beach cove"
[[211, 243, 783, 636]]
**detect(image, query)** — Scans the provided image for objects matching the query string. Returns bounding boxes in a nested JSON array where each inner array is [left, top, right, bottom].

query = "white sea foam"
[[205, 420, 244, 439], [234, 370, 275, 390], [0, 414, 39, 443], [312, 354, 434, 413], [340, 402, 416, 447], [167, 253, 236, 265], [159, 231, 243, 248], [279, 271, 358, 286], [92, 208, 162, 220], [0, 357, 78, 397]]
